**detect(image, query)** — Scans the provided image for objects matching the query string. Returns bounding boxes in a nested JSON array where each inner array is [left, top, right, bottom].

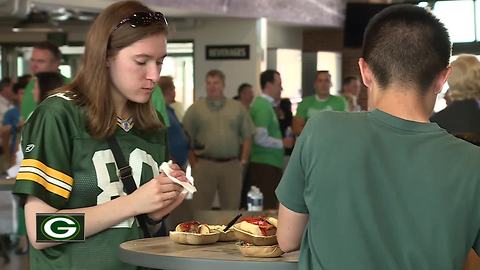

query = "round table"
[[119, 236, 299, 270]]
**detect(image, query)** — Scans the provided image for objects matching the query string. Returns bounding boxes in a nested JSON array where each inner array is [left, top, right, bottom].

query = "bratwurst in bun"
[[233, 216, 278, 246], [170, 221, 219, 245], [235, 217, 277, 236], [233, 216, 284, 257]]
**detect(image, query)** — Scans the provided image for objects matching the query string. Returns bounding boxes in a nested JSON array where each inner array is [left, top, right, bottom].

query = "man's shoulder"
[[250, 97, 272, 112], [330, 95, 347, 103], [190, 98, 207, 109], [309, 110, 366, 124], [250, 96, 265, 107], [299, 95, 315, 104], [184, 98, 207, 117]]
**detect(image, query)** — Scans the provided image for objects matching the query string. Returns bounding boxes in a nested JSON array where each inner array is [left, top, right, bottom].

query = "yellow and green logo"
[[36, 214, 85, 242]]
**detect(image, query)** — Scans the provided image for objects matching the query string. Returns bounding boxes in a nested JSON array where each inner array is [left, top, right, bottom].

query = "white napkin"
[[159, 161, 197, 194]]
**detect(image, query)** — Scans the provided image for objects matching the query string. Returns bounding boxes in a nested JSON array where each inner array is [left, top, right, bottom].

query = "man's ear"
[[432, 66, 452, 94], [358, 58, 373, 89]]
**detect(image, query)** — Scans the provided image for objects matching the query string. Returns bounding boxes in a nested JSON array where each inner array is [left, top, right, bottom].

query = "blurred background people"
[[292, 71, 347, 136], [159, 76, 189, 168], [340, 76, 362, 112], [234, 83, 254, 109], [21, 41, 68, 121], [183, 69, 254, 210], [431, 54, 480, 144]]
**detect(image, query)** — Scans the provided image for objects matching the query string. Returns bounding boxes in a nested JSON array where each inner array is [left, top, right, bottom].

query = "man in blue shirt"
[[159, 76, 189, 168]]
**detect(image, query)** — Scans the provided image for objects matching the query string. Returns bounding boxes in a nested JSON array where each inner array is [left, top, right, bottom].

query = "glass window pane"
[[317, 52, 342, 95], [433, 1, 475, 43], [476, 0, 480, 40], [277, 49, 302, 99]]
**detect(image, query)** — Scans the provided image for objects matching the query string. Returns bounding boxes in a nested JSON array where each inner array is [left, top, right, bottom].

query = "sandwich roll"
[[236, 241, 284, 258]]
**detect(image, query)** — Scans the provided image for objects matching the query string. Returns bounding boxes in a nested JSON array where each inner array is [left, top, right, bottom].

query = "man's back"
[[277, 110, 480, 270]]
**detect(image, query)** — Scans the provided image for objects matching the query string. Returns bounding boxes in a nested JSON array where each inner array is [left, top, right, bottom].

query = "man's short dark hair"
[[362, 4, 451, 94], [342, 76, 359, 87], [17, 74, 32, 86], [34, 41, 62, 61], [316, 70, 331, 78], [0, 77, 12, 91], [206, 69, 225, 83], [35, 71, 65, 102], [237, 83, 252, 96], [260, 70, 279, 90], [159, 76, 175, 93], [12, 82, 26, 94]]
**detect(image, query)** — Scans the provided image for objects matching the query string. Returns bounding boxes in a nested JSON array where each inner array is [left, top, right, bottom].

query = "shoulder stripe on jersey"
[[16, 173, 70, 199], [49, 92, 73, 100], [20, 159, 73, 186], [18, 167, 72, 191]]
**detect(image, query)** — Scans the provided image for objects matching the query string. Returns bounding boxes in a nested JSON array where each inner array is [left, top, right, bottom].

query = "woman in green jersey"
[[13, 1, 187, 269]]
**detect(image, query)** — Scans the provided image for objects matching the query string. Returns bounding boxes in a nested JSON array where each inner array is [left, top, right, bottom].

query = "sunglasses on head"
[[113, 11, 168, 32]]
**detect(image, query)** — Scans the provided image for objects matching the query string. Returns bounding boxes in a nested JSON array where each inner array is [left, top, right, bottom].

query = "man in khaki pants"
[[183, 70, 254, 210]]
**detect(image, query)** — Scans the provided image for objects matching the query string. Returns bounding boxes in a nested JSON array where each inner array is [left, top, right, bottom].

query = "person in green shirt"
[[276, 5, 480, 270], [13, 2, 187, 269], [292, 70, 347, 136], [21, 41, 70, 120], [246, 70, 293, 209], [151, 84, 170, 127]]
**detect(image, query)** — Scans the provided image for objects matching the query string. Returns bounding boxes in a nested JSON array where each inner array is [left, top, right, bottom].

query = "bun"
[[207, 225, 236, 242], [236, 221, 263, 236], [170, 221, 220, 245], [169, 231, 219, 245], [265, 217, 278, 227], [236, 242, 284, 258], [198, 224, 210, 234]]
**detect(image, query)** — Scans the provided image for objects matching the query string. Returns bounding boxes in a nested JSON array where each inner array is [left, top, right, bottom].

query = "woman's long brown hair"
[[57, 0, 167, 139]]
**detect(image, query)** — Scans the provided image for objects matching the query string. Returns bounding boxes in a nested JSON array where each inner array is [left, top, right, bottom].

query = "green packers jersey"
[[14, 93, 168, 270]]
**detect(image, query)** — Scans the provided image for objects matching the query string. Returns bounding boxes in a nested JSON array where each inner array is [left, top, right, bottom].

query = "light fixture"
[[12, 9, 63, 33]]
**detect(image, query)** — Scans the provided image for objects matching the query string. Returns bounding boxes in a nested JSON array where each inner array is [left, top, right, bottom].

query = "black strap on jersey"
[[106, 136, 151, 238]]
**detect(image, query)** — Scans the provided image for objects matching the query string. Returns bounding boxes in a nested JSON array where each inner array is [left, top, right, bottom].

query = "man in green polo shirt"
[[292, 70, 347, 136], [276, 5, 480, 270], [151, 85, 170, 127], [21, 41, 69, 120], [247, 70, 293, 209]]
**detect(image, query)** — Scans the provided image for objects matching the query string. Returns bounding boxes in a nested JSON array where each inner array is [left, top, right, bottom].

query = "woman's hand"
[[129, 162, 189, 220], [147, 163, 189, 221], [129, 173, 183, 216]]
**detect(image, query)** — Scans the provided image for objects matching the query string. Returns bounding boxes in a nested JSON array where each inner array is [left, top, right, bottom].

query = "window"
[[162, 42, 194, 118], [317, 52, 342, 95], [432, 1, 475, 43]]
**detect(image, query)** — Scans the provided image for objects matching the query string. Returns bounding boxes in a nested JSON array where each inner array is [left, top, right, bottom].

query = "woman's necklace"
[[116, 116, 134, 132]]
